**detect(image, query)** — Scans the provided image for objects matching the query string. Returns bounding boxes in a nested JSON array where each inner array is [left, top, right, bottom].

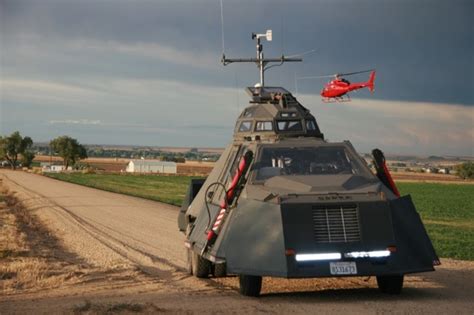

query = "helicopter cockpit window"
[[255, 121, 273, 131], [276, 120, 303, 131], [306, 120, 317, 131], [238, 121, 252, 132], [253, 146, 365, 181]]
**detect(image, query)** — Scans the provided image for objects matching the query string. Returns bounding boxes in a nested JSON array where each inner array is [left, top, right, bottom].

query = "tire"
[[191, 252, 211, 278], [213, 263, 227, 278], [376, 275, 404, 294], [239, 275, 262, 297]]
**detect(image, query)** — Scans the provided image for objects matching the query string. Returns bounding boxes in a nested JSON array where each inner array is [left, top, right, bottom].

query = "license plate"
[[330, 262, 357, 275]]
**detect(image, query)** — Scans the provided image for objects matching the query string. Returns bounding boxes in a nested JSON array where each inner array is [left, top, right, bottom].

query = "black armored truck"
[[177, 31, 439, 297]]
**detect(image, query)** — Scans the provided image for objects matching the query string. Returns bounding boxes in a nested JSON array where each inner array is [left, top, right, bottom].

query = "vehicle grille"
[[312, 205, 361, 243]]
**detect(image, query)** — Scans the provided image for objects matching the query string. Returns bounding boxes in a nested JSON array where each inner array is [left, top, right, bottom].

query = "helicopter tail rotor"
[[368, 71, 376, 93]]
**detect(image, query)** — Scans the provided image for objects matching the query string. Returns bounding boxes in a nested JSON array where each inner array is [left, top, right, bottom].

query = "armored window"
[[252, 146, 370, 182], [276, 120, 303, 131], [242, 108, 254, 118], [255, 121, 273, 131], [281, 112, 297, 118], [306, 120, 317, 131], [238, 121, 252, 132]]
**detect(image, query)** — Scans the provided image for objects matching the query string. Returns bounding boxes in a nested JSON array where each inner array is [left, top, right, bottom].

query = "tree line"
[[0, 131, 87, 170], [2, 131, 473, 179], [32, 144, 219, 162]]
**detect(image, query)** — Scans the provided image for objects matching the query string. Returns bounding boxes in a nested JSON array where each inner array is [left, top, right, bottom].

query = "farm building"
[[41, 163, 71, 172], [125, 160, 177, 174]]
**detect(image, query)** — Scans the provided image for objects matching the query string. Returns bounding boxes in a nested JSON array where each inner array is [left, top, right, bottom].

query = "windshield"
[[253, 146, 367, 181]]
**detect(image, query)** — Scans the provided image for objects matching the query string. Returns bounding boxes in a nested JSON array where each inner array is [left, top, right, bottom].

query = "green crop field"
[[397, 182, 474, 261], [45, 173, 202, 206], [45, 173, 474, 260]]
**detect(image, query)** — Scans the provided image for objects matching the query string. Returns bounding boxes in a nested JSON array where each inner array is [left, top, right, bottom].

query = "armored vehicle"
[[177, 31, 438, 297]]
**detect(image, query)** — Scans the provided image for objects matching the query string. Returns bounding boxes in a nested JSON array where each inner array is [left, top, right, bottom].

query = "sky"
[[0, 0, 473, 156]]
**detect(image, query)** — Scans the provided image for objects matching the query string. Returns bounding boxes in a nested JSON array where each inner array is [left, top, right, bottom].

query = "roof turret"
[[233, 86, 324, 142]]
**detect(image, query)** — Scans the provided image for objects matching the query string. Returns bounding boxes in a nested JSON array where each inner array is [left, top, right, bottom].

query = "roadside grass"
[[398, 182, 474, 261], [0, 188, 85, 293], [42, 173, 473, 260], [44, 173, 202, 206]]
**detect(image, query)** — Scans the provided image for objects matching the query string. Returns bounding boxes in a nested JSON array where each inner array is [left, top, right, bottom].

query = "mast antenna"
[[220, 0, 225, 54], [221, 30, 302, 87]]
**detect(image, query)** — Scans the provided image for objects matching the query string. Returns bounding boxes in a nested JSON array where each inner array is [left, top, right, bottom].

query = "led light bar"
[[345, 250, 391, 258], [295, 253, 341, 261]]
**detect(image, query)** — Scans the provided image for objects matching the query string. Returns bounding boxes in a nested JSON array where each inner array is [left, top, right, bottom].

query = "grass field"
[[397, 182, 474, 261], [45, 173, 201, 206], [44, 173, 473, 260]]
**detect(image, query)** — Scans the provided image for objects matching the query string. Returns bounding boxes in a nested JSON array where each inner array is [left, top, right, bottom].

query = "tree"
[[50, 136, 87, 169], [455, 162, 474, 180], [0, 131, 34, 169], [21, 151, 36, 168]]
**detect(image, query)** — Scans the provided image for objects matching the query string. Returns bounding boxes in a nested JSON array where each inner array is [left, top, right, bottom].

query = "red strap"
[[219, 155, 247, 209], [226, 157, 247, 201]]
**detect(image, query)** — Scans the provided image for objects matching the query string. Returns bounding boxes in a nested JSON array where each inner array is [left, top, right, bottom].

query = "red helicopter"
[[318, 69, 376, 102]]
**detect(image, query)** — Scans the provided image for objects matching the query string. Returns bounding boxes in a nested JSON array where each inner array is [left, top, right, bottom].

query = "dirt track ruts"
[[1, 170, 473, 314]]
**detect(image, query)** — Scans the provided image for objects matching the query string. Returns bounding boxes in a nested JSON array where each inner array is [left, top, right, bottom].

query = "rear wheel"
[[376, 275, 404, 294], [191, 252, 211, 278], [212, 263, 227, 278], [239, 275, 262, 297]]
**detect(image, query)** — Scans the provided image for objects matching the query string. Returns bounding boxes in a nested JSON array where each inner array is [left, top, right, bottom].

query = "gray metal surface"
[[179, 42, 437, 280]]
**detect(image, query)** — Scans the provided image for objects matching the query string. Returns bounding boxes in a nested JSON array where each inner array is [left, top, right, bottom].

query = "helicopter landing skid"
[[322, 95, 351, 103]]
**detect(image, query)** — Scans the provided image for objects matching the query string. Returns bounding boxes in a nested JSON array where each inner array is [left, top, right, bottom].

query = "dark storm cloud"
[[2, 0, 472, 104], [1, 0, 473, 154]]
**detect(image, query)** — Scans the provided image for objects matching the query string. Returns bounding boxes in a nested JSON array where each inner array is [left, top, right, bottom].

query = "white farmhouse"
[[125, 160, 177, 174], [41, 163, 72, 172]]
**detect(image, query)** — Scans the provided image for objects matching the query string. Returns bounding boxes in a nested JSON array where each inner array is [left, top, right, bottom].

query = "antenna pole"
[[220, 0, 225, 54], [257, 36, 265, 86], [222, 30, 301, 88]]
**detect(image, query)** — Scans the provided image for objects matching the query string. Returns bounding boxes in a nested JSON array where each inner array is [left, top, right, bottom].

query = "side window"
[[306, 120, 317, 131], [238, 121, 252, 132], [255, 121, 273, 131], [242, 108, 254, 118], [277, 120, 303, 131], [281, 112, 297, 118]]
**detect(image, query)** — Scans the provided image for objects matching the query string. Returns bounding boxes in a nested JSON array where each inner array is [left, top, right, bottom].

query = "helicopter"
[[320, 69, 376, 102]]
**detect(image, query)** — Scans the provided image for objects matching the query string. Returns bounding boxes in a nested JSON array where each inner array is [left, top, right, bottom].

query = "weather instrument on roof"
[[177, 31, 438, 297], [298, 69, 376, 102], [222, 29, 302, 87]]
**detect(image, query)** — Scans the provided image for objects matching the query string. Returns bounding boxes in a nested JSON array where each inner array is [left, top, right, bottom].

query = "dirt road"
[[1, 170, 473, 314]]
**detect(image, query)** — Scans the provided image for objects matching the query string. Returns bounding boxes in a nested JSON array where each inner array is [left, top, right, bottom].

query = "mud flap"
[[218, 200, 287, 277], [178, 178, 206, 232], [390, 195, 439, 273]]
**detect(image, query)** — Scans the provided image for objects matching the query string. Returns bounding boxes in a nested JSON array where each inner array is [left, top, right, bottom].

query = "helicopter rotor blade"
[[337, 69, 375, 77], [297, 68, 375, 80], [297, 74, 335, 80], [286, 49, 318, 59]]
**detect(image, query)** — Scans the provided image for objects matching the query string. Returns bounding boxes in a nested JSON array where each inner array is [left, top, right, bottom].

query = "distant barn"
[[125, 160, 177, 174]]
